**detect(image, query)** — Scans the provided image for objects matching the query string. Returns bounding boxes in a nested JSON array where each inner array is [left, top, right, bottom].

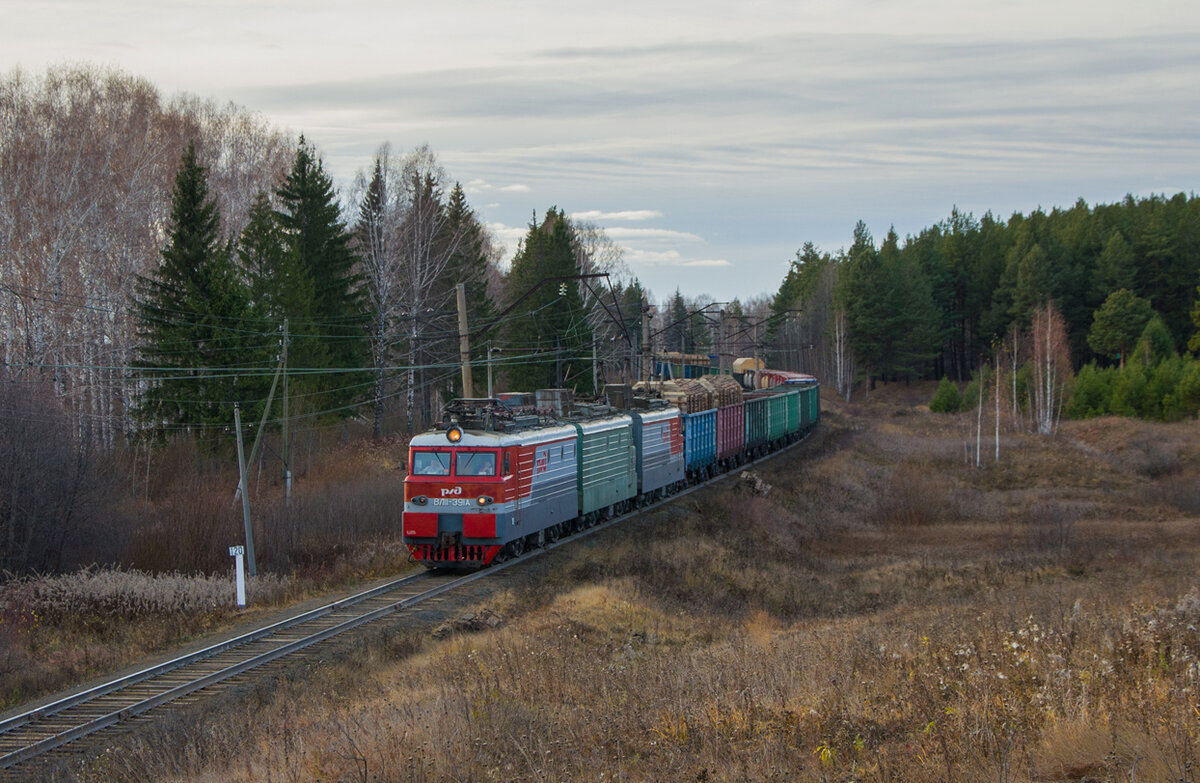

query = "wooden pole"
[[233, 404, 257, 576], [457, 283, 473, 396]]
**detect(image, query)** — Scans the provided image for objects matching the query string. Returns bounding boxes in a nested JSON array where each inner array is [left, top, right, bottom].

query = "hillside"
[[29, 388, 1200, 782]]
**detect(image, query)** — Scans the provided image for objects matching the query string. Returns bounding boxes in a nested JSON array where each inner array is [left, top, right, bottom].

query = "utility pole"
[[456, 283, 473, 396], [641, 302, 652, 384], [233, 403, 257, 577], [717, 310, 726, 376], [487, 346, 500, 399], [555, 337, 563, 388], [281, 318, 291, 503], [752, 318, 760, 373]]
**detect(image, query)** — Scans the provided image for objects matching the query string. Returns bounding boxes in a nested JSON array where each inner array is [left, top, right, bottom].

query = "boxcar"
[[783, 389, 801, 439], [744, 394, 770, 455], [802, 384, 820, 431], [572, 415, 637, 520], [630, 407, 685, 498], [715, 402, 745, 465], [765, 391, 789, 443], [682, 408, 717, 476]]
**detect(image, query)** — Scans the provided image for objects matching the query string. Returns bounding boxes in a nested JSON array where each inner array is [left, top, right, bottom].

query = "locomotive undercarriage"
[[409, 487, 686, 570]]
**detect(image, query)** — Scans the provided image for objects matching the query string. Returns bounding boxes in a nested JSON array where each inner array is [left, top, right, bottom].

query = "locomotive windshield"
[[411, 450, 452, 475], [456, 451, 497, 477]]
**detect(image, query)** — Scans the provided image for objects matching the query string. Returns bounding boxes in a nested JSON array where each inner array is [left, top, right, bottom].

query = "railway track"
[[0, 430, 811, 778], [0, 568, 486, 778]]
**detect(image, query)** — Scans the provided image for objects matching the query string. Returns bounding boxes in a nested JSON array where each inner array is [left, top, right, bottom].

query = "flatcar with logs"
[[402, 372, 819, 569]]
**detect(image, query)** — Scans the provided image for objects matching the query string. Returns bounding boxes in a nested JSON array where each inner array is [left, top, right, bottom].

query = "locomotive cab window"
[[456, 451, 497, 477], [412, 450, 452, 476]]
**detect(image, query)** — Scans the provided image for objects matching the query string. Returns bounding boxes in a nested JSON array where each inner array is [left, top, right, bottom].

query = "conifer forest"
[[2, 64, 1200, 575]]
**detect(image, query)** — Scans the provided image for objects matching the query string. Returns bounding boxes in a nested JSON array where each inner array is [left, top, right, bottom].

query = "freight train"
[[402, 375, 820, 569]]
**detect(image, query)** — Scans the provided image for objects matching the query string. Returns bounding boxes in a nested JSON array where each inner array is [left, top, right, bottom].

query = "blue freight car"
[[682, 408, 717, 478]]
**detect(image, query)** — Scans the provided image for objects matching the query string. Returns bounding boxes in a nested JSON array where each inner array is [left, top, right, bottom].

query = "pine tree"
[[504, 209, 593, 393], [838, 220, 888, 392], [134, 142, 261, 437], [1088, 289, 1154, 367], [275, 137, 368, 413], [1092, 229, 1137, 299], [880, 228, 941, 381]]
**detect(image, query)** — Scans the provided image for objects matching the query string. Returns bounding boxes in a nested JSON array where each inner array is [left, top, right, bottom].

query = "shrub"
[[1180, 358, 1200, 411], [0, 567, 291, 625], [1067, 363, 1113, 418], [930, 377, 963, 413]]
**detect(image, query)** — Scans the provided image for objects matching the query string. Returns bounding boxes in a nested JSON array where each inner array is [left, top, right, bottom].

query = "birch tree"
[[1030, 300, 1072, 435], [570, 219, 629, 382], [351, 145, 493, 434], [0, 65, 289, 448]]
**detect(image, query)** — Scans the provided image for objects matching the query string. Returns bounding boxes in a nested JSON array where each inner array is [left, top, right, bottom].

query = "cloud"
[[627, 249, 732, 268], [483, 221, 530, 259], [604, 227, 705, 243], [466, 178, 530, 195], [570, 209, 663, 222]]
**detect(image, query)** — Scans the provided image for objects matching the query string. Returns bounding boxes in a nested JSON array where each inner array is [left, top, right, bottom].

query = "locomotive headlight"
[[412, 495, 428, 505], [446, 425, 463, 443], [477, 496, 494, 506]]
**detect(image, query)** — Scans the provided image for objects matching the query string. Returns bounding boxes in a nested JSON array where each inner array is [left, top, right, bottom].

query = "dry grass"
[[33, 388, 1200, 782], [0, 430, 417, 712], [0, 568, 294, 711]]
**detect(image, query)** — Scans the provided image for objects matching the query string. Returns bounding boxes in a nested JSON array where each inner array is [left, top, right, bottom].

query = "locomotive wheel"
[[508, 538, 524, 558]]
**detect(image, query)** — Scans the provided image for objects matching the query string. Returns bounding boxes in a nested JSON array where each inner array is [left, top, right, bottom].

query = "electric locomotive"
[[402, 397, 687, 568]]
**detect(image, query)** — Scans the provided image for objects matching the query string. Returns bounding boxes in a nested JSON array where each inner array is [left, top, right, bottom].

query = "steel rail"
[[0, 567, 502, 770], [0, 570, 433, 740]]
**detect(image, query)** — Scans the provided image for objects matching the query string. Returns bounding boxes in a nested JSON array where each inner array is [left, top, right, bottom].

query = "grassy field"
[[33, 387, 1200, 781]]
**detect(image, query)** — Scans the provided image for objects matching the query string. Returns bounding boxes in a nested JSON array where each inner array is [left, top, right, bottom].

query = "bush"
[[1109, 363, 1148, 418], [0, 380, 122, 575], [1066, 356, 1200, 422], [929, 377, 962, 413], [1181, 359, 1200, 410], [1067, 363, 1114, 418]]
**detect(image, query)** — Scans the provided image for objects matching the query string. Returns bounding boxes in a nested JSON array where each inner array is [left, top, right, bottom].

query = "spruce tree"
[[503, 209, 593, 393], [667, 290, 691, 355], [443, 182, 495, 394], [275, 137, 368, 413], [237, 190, 327, 396], [134, 142, 261, 437]]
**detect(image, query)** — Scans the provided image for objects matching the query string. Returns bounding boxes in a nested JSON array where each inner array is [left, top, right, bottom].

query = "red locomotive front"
[[403, 425, 518, 567]]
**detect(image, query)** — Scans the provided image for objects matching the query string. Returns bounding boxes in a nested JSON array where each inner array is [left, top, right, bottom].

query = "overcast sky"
[[4, 0, 1198, 302]]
